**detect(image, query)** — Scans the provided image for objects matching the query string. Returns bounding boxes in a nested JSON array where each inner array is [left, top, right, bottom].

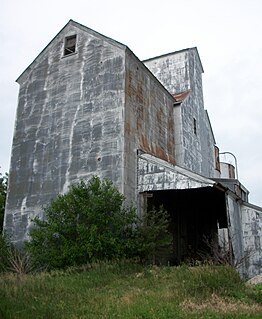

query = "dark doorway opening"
[[143, 186, 227, 265]]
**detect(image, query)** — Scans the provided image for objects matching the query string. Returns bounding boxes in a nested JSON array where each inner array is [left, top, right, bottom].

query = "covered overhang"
[[138, 153, 228, 264], [138, 153, 217, 192]]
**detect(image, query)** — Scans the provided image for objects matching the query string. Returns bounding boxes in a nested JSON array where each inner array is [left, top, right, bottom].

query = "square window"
[[64, 35, 77, 56]]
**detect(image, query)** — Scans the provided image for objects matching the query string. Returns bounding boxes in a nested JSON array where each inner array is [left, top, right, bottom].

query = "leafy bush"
[[26, 177, 138, 269], [26, 176, 172, 270]]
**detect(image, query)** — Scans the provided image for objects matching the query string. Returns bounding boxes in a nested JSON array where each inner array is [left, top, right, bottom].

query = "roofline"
[[242, 201, 262, 212], [15, 19, 177, 103], [68, 20, 126, 49], [139, 152, 216, 186], [16, 20, 71, 83], [205, 110, 216, 144], [125, 47, 177, 102], [16, 19, 127, 84], [142, 47, 204, 73]]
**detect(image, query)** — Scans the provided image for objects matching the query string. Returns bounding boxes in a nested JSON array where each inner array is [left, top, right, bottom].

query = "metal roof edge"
[[213, 178, 250, 195], [69, 20, 127, 50], [205, 110, 216, 144], [16, 20, 127, 84], [125, 47, 176, 102], [16, 20, 72, 84], [242, 201, 262, 212], [143, 47, 204, 73], [139, 152, 216, 186]]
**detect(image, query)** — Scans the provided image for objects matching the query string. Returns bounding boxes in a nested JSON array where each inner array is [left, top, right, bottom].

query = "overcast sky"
[[1, 0, 261, 206]]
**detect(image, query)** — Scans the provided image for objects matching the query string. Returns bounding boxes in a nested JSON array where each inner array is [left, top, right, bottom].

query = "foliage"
[[136, 206, 173, 264], [0, 234, 11, 272], [198, 235, 255, 272], [0, 234, 33, 274], [26, 176, 173, 270], [0, 262, 261, 319], [0, 172, 8, 233], [26, 177, 138, 269]]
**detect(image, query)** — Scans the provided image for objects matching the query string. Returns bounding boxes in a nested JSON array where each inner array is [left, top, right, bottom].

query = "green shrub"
[[26, 177, 138, 269], [26, 177, 173, 270]]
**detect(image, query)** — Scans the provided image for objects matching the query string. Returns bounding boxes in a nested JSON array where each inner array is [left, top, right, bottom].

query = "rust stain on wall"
[[125, 64, 176, 165]]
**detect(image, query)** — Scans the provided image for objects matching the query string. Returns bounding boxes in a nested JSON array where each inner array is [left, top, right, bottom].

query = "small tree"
[[136, 206, 172, 264], [26, 177, 138, 269], [0, 172, 8, 233]]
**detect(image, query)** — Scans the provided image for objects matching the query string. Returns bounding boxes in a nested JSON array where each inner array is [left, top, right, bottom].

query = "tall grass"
[[0, 261, 261, 319]]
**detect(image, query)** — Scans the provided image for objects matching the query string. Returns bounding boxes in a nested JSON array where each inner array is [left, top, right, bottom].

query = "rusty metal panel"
[[125, 54, 176, 163], [220, 162, 236, 179], [215, 145, 220, 172], [123, 51, 176, 201]]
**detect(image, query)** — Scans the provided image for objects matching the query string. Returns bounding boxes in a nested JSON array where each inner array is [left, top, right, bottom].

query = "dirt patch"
[[247, 273, 262, 285], [181, 293, 261, 314]]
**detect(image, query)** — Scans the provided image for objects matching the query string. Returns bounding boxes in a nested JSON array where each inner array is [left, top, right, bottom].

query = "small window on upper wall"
[[193, 118, 197, 135], [64, 35, 77, 56]]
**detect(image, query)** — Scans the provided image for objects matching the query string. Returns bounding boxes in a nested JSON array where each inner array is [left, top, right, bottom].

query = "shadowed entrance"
[[143, 186, 227, 264]]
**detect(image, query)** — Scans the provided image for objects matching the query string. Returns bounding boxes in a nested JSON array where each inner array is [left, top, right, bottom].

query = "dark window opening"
[[193, 118, 197, 135], [64, 35, 77, 56]]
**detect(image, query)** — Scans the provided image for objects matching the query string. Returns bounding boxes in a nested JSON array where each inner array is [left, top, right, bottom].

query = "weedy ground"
[[0, 261, 261, 319]]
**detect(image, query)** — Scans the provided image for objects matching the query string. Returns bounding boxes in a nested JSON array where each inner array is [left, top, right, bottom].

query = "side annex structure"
[[4, 20, 262, 278]]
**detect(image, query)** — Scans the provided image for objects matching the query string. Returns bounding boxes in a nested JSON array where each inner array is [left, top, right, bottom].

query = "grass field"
[[0, 261, 261, 318]]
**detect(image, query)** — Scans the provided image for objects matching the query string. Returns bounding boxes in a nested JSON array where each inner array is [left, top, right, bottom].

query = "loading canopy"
[[138, 153, 228, 264], [138, 153, 216, 192]]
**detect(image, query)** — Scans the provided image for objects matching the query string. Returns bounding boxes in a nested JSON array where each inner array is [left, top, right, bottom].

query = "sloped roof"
[[16, 20, 127, 84], [16, 20, 203, 106], [139, 153, 216, 188], [205, 110, 216, 144], [143, 47, 204, 74]]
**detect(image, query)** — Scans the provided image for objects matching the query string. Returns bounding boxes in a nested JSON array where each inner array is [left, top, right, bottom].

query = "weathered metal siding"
[[226, 195, 246, 276], [124, 51, 176, 202], [144, 49, 217, 178], [138, 153, 215, 192], [180, 96, 216, 177], [241, 203, 262, 277], [143, 50, 190, 94], [4, 23, 126, 245], [226, 198, 262, 278]]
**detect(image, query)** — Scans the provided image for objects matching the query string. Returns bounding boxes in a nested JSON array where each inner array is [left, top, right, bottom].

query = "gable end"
[[16, 20, 127, 85]]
